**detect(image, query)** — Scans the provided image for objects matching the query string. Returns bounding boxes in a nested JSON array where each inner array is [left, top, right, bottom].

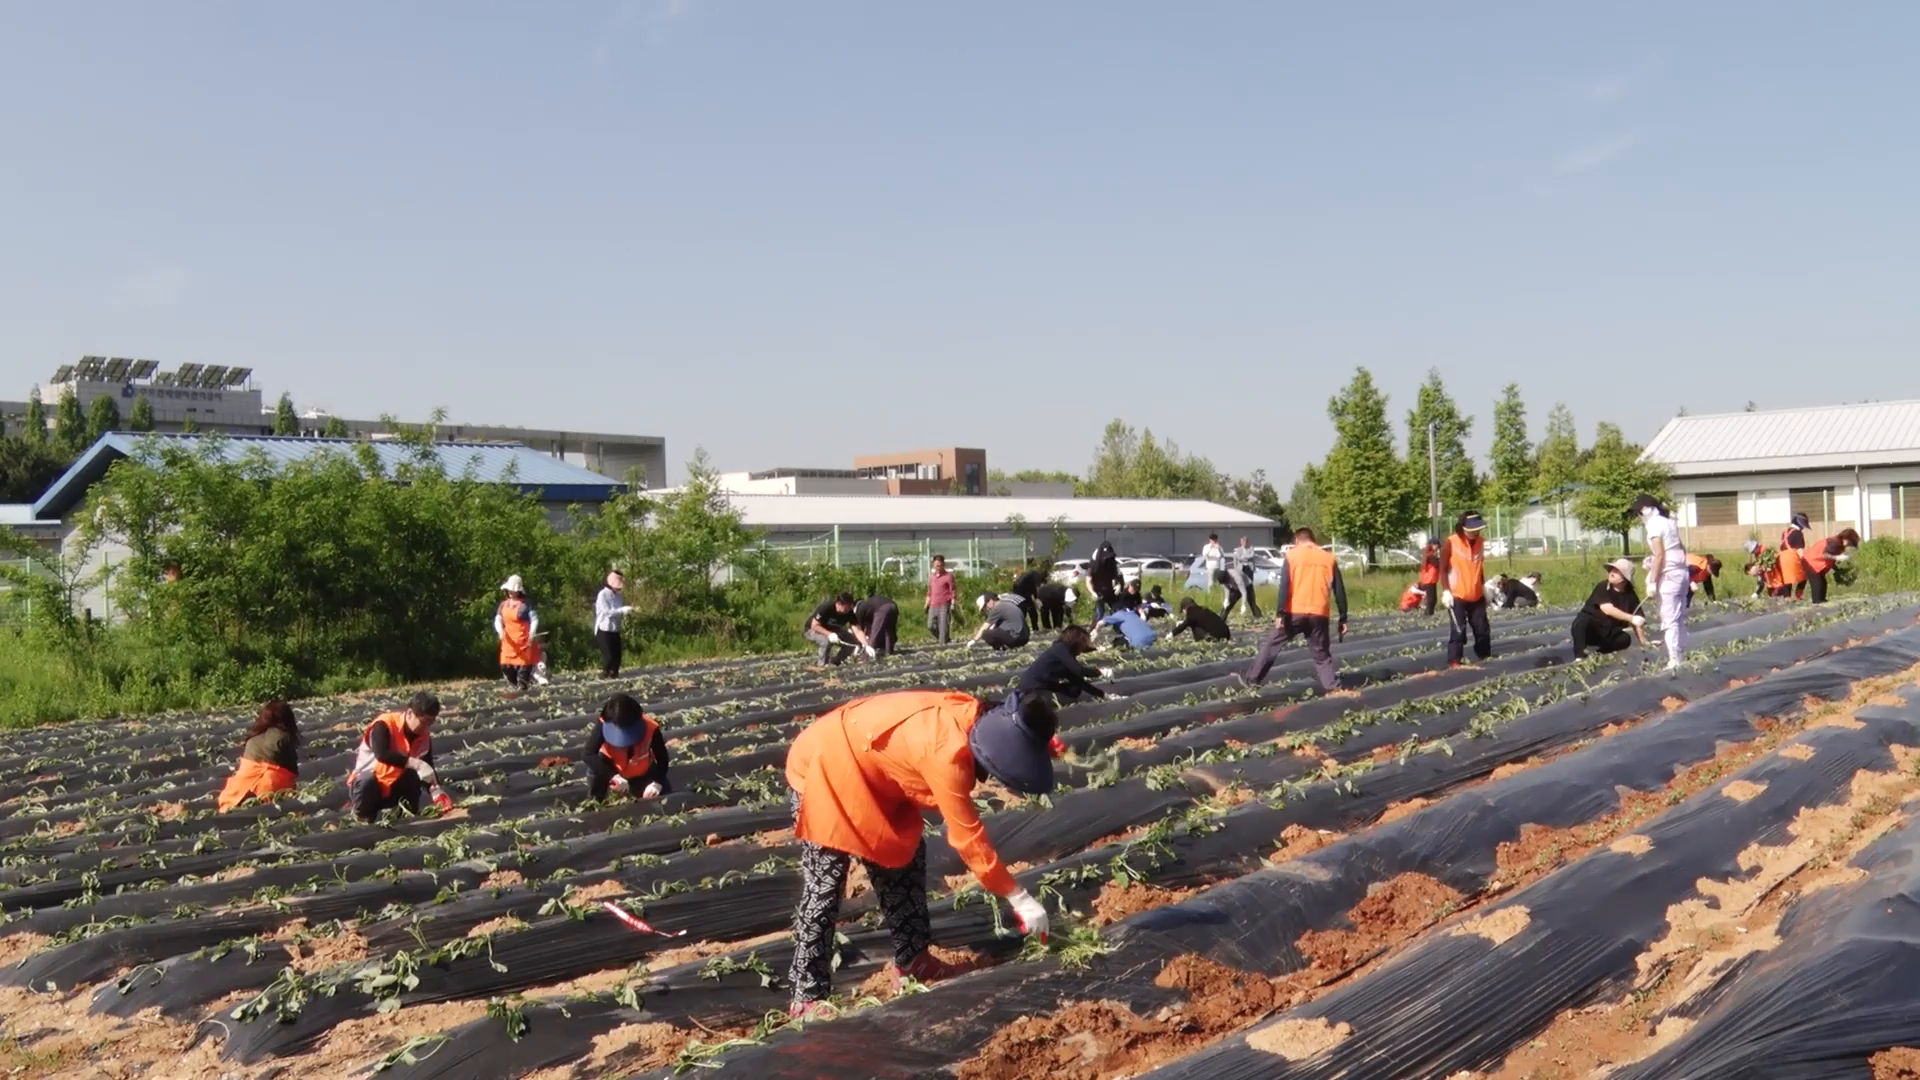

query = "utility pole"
[[1427, 419, 1440, 541]]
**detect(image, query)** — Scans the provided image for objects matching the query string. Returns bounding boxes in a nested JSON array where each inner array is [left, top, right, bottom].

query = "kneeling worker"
[[970, 592, 1032, 650], [1572, 559, 1648, 658], [855, 594, 900, 659], [807, 593, 876, 666], [586, 692, 672, 800], [347, 693, 448, 821], [218, 700, 301, 812], [784, 689, 1056, 1019], [1169, 597, 1232, 641], [1097, 605, 1158, 649], [1243, 528, 1348, 693]]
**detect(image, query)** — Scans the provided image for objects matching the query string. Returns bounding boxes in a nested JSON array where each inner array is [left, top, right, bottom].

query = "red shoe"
[[894, 949, 982, 989]]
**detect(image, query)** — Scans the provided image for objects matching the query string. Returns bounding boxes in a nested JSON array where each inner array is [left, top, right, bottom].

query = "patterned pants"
[[786, 791, 932, 1006]]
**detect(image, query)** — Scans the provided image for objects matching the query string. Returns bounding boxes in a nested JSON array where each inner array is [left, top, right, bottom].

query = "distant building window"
[[1789, 487, 1831, 525], [1694, 491, 1739, 527], [964, 462, 981, 495]]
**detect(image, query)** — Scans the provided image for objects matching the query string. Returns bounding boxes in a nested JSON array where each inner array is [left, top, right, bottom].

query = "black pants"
[[596, 630, 624, 678], [866, 604, 900, 657], [1808, 570, 1829, 604], [1244, 616, 1338, 691], [1221, 581, 1245, 619], [1571, 610, 1632, 658], [501, 664, 532, 688], [982, 626, 1029, 651], [1447, 599, 1492, 664], [349, 768, 426, 822], [1423, 584, 1438, 615], [586, 754, 672, 801], [1039, 600, 1069, 630], [787, 792, 931, 1007], [1237, 571, 1262, 618], [1093, 589, 1117, 620]]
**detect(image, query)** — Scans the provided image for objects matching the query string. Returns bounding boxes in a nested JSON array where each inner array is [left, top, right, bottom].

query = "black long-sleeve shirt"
[[1017, 640, 1107, 701], [1010, 571, 1044, 602], [367, 724, 435, 769], [584, 724, 671, 787], [1170, 604, 1232, 641]]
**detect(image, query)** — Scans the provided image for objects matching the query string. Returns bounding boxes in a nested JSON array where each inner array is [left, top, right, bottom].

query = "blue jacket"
[[1099, 609, 1157, 648]]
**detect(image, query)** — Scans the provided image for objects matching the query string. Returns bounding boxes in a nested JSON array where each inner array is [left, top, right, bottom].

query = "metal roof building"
[[1640, 401, 1920, 549]]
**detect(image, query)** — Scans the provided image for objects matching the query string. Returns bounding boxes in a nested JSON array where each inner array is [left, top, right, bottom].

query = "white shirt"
[[1202, 541, 1223, 571], [1644, 514, 1688, 575], [595, 587, 628, 633]]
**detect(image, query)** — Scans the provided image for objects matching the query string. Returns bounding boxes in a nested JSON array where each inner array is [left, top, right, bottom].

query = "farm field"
[[6, 596, 1920, 1078]]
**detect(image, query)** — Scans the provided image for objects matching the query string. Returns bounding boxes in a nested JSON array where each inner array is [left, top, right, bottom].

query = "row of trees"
[[1303, 368, 1671, 558], [987, 418, 1288, 528]]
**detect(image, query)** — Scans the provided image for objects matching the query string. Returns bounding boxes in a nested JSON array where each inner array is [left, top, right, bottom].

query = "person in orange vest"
[[1743, 540, 1789, 598], [1435, 510, 1492, 666], [1802, 528, 1861, 605], [217, 700, 300, 812], [1241, 528, 1348, 693], [1416, 540, 1442, 616], [783, 689, 1056, 1019], [347, 692, 445, 822], [1777, 512, 1811, 599], [585, 692, 672, 800], [1684, 553, 1723, 607], [496, 575, 541, 689]]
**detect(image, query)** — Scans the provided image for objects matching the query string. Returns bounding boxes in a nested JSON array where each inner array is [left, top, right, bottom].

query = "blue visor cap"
[[968, 692, 1055, 796], [602, 716, 647, 748]]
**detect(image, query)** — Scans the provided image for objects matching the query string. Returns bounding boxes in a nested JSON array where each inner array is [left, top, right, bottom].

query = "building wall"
[[852, 448, 989, 495], [1669, 465, 1920, 550], [755, 523, 1279, 562]]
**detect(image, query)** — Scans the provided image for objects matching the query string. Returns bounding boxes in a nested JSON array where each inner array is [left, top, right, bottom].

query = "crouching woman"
[[217, 700, 300, 812], [586, 693, 672, 800], [783, 689, 1056, 1019]]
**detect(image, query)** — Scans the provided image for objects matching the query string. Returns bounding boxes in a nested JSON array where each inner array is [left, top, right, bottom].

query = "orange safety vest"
[[1776, 527, 1807, 585], [1686, 553, 1713, 583], [1417, 552, 1441, 587], [352, 713, 429, 796], [599, 716, 662, 779], [1803, 539, 1834, 576], [1751, 546, 1785, 591], [498, 598, 537, 666], [785, 690, 1016, 896], [217, 758, 296, 812], [1447, 533, 1485, 603], [1285, 543, 1336, 617]]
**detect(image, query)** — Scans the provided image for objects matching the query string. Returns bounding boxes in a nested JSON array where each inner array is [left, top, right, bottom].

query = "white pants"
[[1654, 567, 1690, 665]]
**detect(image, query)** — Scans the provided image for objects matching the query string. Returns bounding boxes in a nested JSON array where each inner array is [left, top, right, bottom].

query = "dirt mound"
[[1873, 1048, 1920, 1079], [1295, 873, 1464, 972], [955, 955, 1277, 1080], [1091, 881, 1195, 926]]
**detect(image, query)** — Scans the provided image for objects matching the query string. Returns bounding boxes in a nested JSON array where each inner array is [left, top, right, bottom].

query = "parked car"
[[879, 555, 995, 581], [1051, 559, 1092, 585], [1117, 557, 1182, 584]]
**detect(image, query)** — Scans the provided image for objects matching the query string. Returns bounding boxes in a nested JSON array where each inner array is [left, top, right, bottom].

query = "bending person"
[[1637, 494, 1690, 672], [855, 594, 900, 659], [1685, 553, 1722, 607], [1170, 597, 1231, 641], [784, 690, 1056, 1019], [1572, 558, 1648, 659], [1802, 529, 1861, 605], [1096, 605, 1157, 649], [1242, 528, 1347, 693], [970, 592, 1031, 651], [585, 692, 671, 800], [348, 693, 445, 822], [1436, 511, 1492, 667], [1018, 625, 1109, 705], [1778, 512, 1811, 600], [1034, 581, 1074, 630], [218, 700, 300, 812], [806, 593, 874, 666]]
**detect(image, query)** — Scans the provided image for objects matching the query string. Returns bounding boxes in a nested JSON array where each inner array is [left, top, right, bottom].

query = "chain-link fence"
[[746, 535, 1030, 582]]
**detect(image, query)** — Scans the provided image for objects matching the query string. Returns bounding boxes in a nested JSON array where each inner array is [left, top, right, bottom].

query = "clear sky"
[[3, 2, 1917, 487]]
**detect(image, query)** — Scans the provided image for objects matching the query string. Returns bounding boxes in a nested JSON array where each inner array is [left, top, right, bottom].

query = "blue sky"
[[3, 2, 1916, 487]]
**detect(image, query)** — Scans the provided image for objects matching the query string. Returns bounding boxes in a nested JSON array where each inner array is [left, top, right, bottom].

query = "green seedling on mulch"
[[373, 1034, 451, 1072], [1017, 919, 1113, 970]]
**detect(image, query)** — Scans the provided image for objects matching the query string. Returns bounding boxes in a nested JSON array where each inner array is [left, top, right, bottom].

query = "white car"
[[1119, 557, 1181, 584], [1050, 559, 1092, 585], [1281, 542, 1369, 571]]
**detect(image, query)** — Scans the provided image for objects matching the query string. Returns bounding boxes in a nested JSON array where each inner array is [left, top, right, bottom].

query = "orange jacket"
[[1446, 533, 1485, 602], [1285, 543, 1337, 617], [600, 716, 662, 779], [1417, 550, 1441, 587], [786, 690, 1017, 896], [1751, 546, 1785, 591], [218, 758, 296, 812], [498, 598, 537, 666], [351, 713, 428, 796], [1776, 527, 1807, 584], [1803, 539, 1835, 575]]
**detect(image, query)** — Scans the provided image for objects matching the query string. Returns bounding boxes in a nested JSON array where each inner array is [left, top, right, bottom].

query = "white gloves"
[[1836, 552, 1853, 564], [865, 644, 878, 660], [1098, 667, 1115, 679], [831, 634, 851, 646], [1440, 589, 1454, 609], [968, 639, 983, 649], [408, 759, 437, 786], [1630, 615, 1647, 627], [1006, 888, 1049, 942], [618, 605, 635, 615], [610, 774, 630, 794], [641, 782, 664, 799]]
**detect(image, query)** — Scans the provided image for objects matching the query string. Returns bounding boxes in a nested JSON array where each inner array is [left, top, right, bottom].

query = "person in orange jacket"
[[346, 693, 445, 822], [496, 575, 542, 689], [1744, 540, 1789, 598], [783, 689, 1057, 1019], [1777, 513, 1811, 599], [217, 700, 300, 812], [1416, 540, 1442, 615], [1435, 510, 1492, 666], [585, 693, 672, 800], [1802, 528, 1861, 605], [1684, 553, 1723, 607]]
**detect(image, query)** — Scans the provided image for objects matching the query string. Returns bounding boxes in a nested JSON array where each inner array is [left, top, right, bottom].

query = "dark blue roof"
[[33, 433, 628, 519]]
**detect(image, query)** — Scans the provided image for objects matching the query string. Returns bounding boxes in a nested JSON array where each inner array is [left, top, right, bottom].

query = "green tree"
[[1287, 465, 1324, 539], [86, 394, 121, 441], [180, 416, 200, 434], [322, 415, 350, 438], [273, 393, 300, 436], [1485, 382, 1535, 511], [23, 388, 47, 448], [1083, 419, 1224, 500], [1222, 469, 1289, 541], [1574, 423, 1672, 554], [0, 438, 70, 503], [53, 390, 87, 457], [129, 395, 155, 432], [1405, 368, 1478, 535], [1320, 368, 1417, 563], [1533, 404, 1582, 546]]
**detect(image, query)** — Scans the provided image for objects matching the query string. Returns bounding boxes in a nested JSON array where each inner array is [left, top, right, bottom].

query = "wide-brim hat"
[[1605, 558, 1636, 579], [500, 574, 524, 593], [968, 693, 1055, 796]]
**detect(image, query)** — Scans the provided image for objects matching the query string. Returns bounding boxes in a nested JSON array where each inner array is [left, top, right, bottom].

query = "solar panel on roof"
[[198, 365, 229, 388], [50, 365, 74, 384], [103, 358, 131, 380], [130, 360, 159, 379], [81, 355, 107, 366], [74, 357, 104, 380], [174, 363, 204, 385], [224, 367, 253, 387], [152, 372, 176, 387]]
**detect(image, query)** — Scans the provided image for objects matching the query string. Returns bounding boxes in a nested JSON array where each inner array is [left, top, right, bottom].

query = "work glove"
[[1098, 667, 1115, 680], [1440, 589, 1454, 609], [1836, 552, 1853, 563], [967, 638, 983, 649], [641, 781, 664, 799], [618, 605, 635, 615], [865, 644, 878, 660], [610, 774, 630, 794], [1630, 615, 1647, 628], [408, 759, 437, 786], [1006, 888, 1049, 942]]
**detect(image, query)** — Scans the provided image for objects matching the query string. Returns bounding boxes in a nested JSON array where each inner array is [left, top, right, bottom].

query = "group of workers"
[[1742, 515, 1860, 604]]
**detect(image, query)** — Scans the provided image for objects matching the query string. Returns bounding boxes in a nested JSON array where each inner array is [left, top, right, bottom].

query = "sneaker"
[[894, 949, 982, 989]]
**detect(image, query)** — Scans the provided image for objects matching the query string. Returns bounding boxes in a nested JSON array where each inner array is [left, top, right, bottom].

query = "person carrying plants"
[[496, 575, 542, 690], [347, 692, 448, 821], [1018, 624, 1111, 705], [1743, 540, 1788, 598], [594, 571, 636, 678], [1572, 558, 1648, 658], [217, 700, 300, 812], [1802, 529, 1862, 605], [1242, 527, 1348, 693], [584, 692, 672, 800], [925, 554, 957, 645], [969, 592, 1031, 650], [806, 592, 876, 666], [1169, 596, 1232, 641], [855, 593, 901, 659], [1436, 510, 1492, 667], [783, 688, 1057, 1019], [1685, 553, 1723, 606]]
